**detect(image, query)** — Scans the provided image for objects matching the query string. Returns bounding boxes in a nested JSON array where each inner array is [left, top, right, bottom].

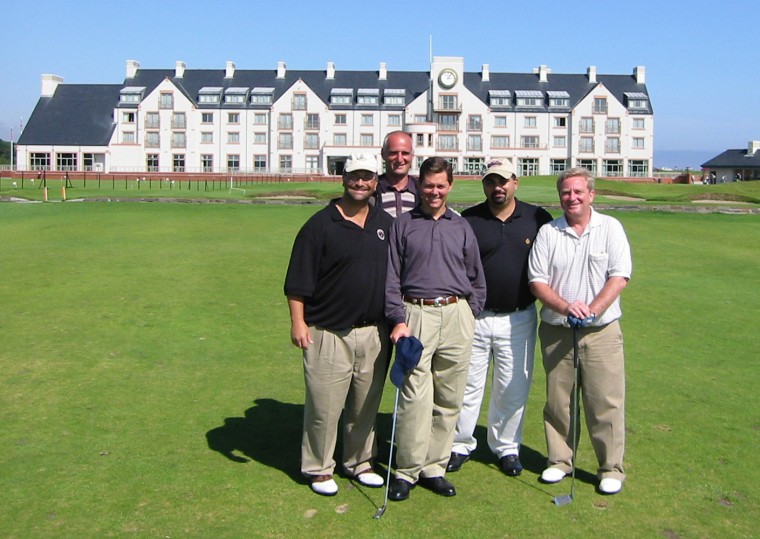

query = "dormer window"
[[330, 88, 353, 105], [515, 90, 544, 108], [225, 87, 248, 103], [251, 87, 275, 105], [119, 86, 145, 103], [624, 92, 649, 110], [357, 88, 379, 106], [547, 91, 570, 108], [489, 90, 511, 108], [384, 89, 406, 106], [198, 87, 222, 104]]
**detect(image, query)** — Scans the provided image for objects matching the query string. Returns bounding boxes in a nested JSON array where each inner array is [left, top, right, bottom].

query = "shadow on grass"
[[206, 398, 304, 483]]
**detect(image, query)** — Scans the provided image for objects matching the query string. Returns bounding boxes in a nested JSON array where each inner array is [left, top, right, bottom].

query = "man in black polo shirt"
[[284, 154, 394, 496], [446, 160, 552, 477]]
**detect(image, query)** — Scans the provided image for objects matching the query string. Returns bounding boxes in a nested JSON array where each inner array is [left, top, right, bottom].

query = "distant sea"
[[654, 150, 721, 170]]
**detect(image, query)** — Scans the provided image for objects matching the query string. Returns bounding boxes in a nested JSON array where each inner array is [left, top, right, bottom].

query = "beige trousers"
[[301, 324, 390, 477], [539, 320, 626, 481], [395, 300, 475, 483]]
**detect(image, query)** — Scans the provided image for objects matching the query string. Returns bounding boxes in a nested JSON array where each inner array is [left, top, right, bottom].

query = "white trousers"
[[451, 305, 537, 458]]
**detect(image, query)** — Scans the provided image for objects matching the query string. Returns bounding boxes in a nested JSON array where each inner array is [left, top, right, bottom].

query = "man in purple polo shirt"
[[384, 156, 486, 501]]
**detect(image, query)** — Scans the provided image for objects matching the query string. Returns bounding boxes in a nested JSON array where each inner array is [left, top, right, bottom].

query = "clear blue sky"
[[3, 0, 758, 168]]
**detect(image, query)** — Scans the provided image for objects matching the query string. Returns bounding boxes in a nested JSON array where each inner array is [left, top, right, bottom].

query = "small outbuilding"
[[702, 141, 760, 183]]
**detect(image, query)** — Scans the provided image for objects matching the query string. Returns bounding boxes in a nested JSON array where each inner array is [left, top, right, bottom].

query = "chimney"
[[587, 65, 597, 83], [634, 65, 646, 84], [326, 61, 335, 80], [277, 61, 287, 79], [175, 61, 186, 78], [126, 59, 140, 79], [533, 64, 551, 82], [748, 141, 760, 155], [225, 61, 236, 78], [482, 64, 490, 82], [379, 62, 387, 81], [41, 74, 63, 97]]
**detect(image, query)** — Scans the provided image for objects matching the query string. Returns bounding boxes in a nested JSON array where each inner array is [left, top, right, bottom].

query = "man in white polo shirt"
[[528, 167, 632, 495]]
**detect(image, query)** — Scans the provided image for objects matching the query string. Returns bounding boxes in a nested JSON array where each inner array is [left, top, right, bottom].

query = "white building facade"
[[17, 57, 654, 177]]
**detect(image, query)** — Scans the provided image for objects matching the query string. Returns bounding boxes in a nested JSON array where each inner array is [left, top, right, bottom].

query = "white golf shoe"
[[599, 478, 622, 494], [356, 471, 384, 488], [310, 475, 338, 496], [540, 467, 567, 483]]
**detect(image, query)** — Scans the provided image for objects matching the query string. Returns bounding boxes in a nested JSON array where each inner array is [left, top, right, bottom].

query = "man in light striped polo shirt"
[[376, 131, 419, 217]]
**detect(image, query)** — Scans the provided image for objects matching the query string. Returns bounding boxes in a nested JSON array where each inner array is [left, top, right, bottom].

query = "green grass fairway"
[[1, 202, 759, 538]]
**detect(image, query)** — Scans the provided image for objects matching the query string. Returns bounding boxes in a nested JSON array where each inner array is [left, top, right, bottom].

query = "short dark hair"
[[419, 156, 453, 185]]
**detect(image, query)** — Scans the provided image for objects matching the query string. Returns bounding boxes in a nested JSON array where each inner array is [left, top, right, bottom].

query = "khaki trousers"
[[301, 324, 389, 477], [539, 320, 626, 481], [395, 300, 475, 483]]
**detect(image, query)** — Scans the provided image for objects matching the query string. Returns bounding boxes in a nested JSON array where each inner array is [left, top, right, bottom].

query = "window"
[[490, 96, 510, 107], [279, 155, 292, 172], [553, 136, 567, 148], [464, 158, 485, 174], [171, 132, 186, 148], [384, 95, 405, 106], [201, 132, 213, 143], [494, 116, 507, 127], [201, 112, 214, 124], [524, 117, 537, 128], [357, 94, 379, 105], [467, 135, 482, 151], [438, 114, 458, 131], [227, 132, 240, 144], [520, 136, 539, 148], [253, 113, 267, 125], [304, 133, 319, 149], [225, 93, 245, 104], [227, 155, 240, 172], [201, 155, 213, 172], [335, 114, 347, 125], [82, 153, 98, 171], [438, 135, 458, 150], [254, 132, 267, 144], [416, 134, 425, 147], [146, 112, 160, 129], [633, 118, 645, 130], [577, 159, 597, 174], [122, 112, 135, 124], [360, 134, 374, 147], [226, 113, 239, 124], [278, 133, 293, 149], [160, 92, 174, 109], [554, 116, 567, 128], [56, 153, 77, 171], [549, 97, 569, 108], [579, 137, 594, 153], [146, 154, 159, 172], [361, 114, 374, 126], [606, 118, 620, 134], [580, 117, 594, 133], [331, 94, 352, 105], [439, 95, 458, 110], [516, 97, 542, 107], [145, 132, 160, 147], [518, 158, 539, 176], [171, 112, 186, 129], [199, 93, 220, 104], [120, 90, 142, 103], [551, 159, 568, 174], [305, 114, 320, 130], [306, 155, 319, 172], [603, 159, 623, 177], [292, 94, 307, 110], [633, 137, 645, 149], [172, 154, 185, 172], [491, 135, 510, 149], [388, 114, 401, 126], [254, 155, 267, 172], [467, 115, 482, 131], [605, 137, 620, 153], [414, 114, 427, 123], [251, 89, 274, 105], [30, 153, 51, 170], [333, 133, 347, 146], [593, 97, 608, 114], [628, 160, 649, 177], [122, 131, 135, 143], [278, 114, 293, 130]]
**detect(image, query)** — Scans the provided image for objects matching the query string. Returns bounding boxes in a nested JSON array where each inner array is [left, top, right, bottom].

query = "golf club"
[[373, 388, 400, 519], [553, 315, 591, 506]]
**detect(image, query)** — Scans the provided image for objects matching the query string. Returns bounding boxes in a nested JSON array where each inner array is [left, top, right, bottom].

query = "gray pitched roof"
[[18, 84, 120, 145], [702, 149, 760, 168]]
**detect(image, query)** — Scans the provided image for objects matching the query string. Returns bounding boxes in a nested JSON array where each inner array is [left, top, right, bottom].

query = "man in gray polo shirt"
[[385, 156, 486, 501]]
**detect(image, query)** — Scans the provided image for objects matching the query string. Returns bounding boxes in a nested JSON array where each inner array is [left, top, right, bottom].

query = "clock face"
[[438, 69, 457, 89]]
